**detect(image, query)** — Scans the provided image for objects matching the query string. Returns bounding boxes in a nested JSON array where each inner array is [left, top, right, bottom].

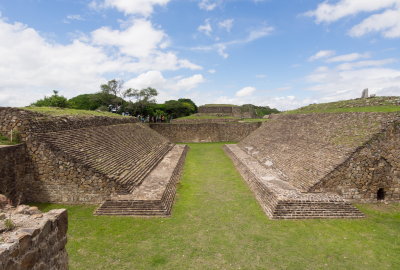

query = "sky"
[[0, 0, 399, 110]]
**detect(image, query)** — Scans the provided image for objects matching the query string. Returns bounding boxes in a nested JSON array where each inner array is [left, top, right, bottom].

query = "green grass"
[[0, 134, 19, 145], [35, 143, 400, 270], [286, 105, 400, 114], [285, 96, 400, 114], [23, 107, 128, 118]]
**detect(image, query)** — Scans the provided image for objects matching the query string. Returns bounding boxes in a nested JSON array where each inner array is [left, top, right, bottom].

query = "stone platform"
[[95, 144, 188, 216], [224, 144, 364, 219]]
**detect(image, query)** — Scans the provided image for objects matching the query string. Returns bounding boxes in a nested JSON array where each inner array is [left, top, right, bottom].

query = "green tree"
[[124, 87, 158, 115], [31, 90, 68, 108]]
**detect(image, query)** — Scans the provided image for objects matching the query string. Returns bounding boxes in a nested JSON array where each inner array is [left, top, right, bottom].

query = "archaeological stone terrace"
[[0, 107, 187, 216], [1, 106, 399, 220], [225, 112, 400, 219]]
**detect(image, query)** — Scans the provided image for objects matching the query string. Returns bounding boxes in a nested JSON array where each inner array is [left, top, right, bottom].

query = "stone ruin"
[[0, 107, 188, 216], [225, 112, 400, 219], [0, 195, 68, 270], [361, 88, 369, 98], [196, 104, 256, 119], [1, 106, 399, 222]]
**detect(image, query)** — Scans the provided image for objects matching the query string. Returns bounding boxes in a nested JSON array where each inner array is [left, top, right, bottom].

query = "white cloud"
[[326, 52, 370, 63], [125, 71, 205, 93], [172, 74, 205, 91], [308, 50, 335, 61], [306, 0, 400, 38], [349, 8, 400, 38], [236, 86, 256, 97], [92, 19, 167, 58], [208, 69, 216, 74], [219, 19, 234, 32], [63, 14, 84, 23], [0, 17, 201, 107], [199, 0, 218, 11], [193, 25, 273, 58], [306, 62, 400, 100], [91, 0, 170, 17], [256, 74, 267, 78], [306, 0, 400, 23], [198, 19, 213, 36], [336, 59, 396, 70]]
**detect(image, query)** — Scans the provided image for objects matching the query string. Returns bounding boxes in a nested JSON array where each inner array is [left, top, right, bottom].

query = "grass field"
[[36, 143, 400, 270], [23, 107, 127, 118], [285, 96, 400, 114]]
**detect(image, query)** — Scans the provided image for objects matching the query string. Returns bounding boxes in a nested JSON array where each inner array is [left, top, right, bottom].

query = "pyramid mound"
[[225, 112, 400, 219], [0, 108, 187, 216]]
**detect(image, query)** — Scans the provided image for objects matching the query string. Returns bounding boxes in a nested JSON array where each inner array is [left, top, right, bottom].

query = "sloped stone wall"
[[0, 145, 32, 203], [150, 122, 261, 143], [0, 208, 68, 270], [311, 119, 400, 202], [0, 107, 173, 204], [238, 112, 400, 203]]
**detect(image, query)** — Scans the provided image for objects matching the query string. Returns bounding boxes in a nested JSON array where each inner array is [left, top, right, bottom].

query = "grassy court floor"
[[36, 143, 400, 270]]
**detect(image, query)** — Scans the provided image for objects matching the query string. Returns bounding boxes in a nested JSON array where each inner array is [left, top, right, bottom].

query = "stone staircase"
[[224, 144, 364, 219], [34, 123, 173, 193], [95, 144, 188, 216]]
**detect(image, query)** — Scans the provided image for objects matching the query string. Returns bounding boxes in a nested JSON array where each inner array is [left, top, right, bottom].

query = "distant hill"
[[286, 96, 400, 114]]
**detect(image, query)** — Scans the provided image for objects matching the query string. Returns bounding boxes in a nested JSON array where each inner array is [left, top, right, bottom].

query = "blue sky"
[[0, 0, 399, 110]]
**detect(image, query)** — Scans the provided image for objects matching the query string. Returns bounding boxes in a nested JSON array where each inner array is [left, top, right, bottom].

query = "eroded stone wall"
[[0, 145, 32, 203], [0, 207, 68, 270], [0, 107, 173, 204], [150, 122, 261, 142], [198, 106, 234, 114], [238, 112, 400, 203], [311, 119, 400, 202]]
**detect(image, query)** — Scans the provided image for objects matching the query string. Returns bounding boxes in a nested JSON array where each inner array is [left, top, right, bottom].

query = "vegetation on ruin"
[[29, 80, 198, 119], [23, 107, 127, 118], [35, 143, 400, 270], [0, 134, 20, 145], [285, 96, 400, 114]]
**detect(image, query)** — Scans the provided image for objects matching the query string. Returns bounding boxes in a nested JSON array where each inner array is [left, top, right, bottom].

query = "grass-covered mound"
[[286, 96, 400, 114], [23, 107, 127, 118], [35, 143, 400, 270]]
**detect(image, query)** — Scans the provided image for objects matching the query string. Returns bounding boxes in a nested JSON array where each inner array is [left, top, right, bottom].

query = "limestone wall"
[[0, 145, 33, 203], [238, 112, 400, 202], [150, 122, 261, 142], [311, 119, 400, 202], [0, 207, 68, 270], [198, 106, 234, 114], [0, 107, 136, 141], [0, 107, 173, 204]]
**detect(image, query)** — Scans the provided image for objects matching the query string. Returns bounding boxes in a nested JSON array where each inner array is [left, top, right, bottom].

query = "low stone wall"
[[0, 145, 33, 203], [150, 122, 261, 143], [0, 206, 68, 270], [171, 118, 239, 123]]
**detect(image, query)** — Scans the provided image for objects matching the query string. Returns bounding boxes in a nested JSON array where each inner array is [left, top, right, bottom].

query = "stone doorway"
[[377, 188, 385, 201]]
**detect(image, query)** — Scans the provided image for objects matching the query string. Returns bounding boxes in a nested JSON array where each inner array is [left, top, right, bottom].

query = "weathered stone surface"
[[0, 204, 68, 270], [224, 144, 364, 219], [0, 145, 31, 204], [237, 112, 400, 204], [150, 122, 261, 143], [197, 105, 256, 118], [0, 107, 175, 204], [95, 144, 188, 216], [361, 88, 369, 98]]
